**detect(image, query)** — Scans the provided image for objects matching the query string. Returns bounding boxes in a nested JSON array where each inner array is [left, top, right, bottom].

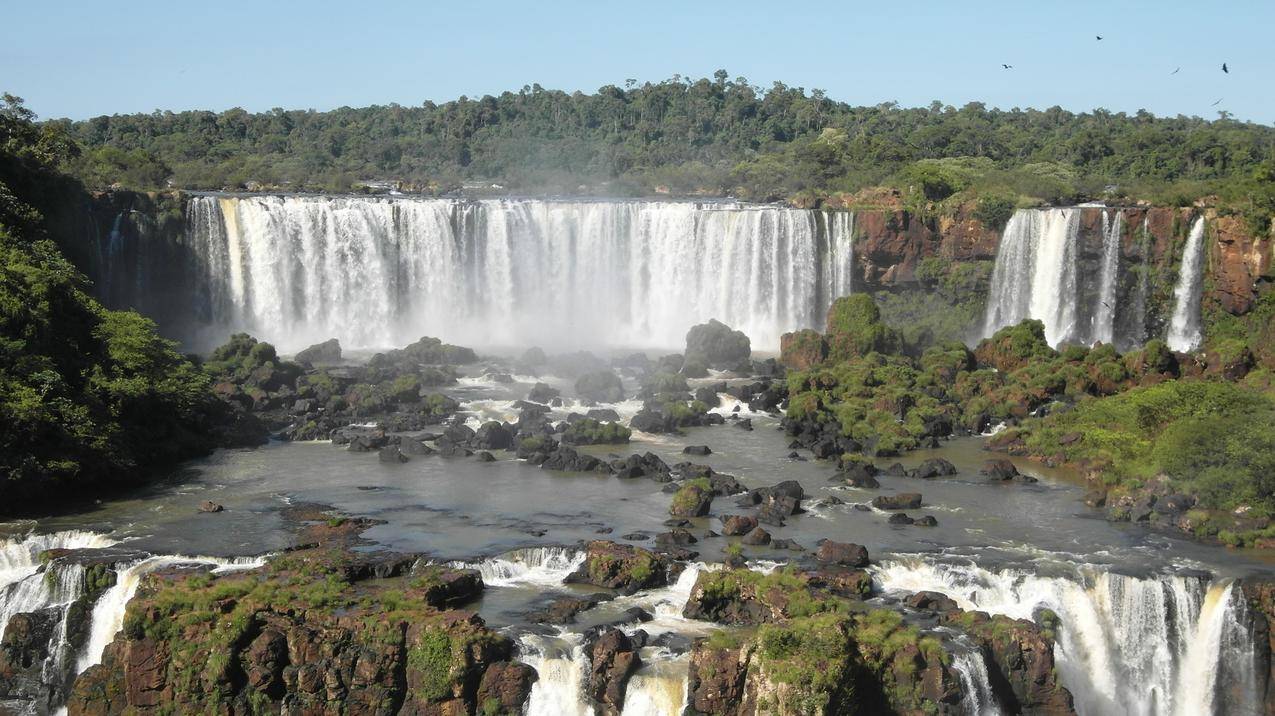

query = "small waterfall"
[[520, 631, 593, 716], [1166, 217, 1206, 352], [1, 532, 116, 628], [620, 652, 691, 716], [1092, 211, 1123, 345], [982, 208, 1083, 346], [452, 547, 585, 588], [182, 195, 857, 351], [872, 557, 1260, 716], [951, 647, 1002, 716], [74, 554, 267, 674]]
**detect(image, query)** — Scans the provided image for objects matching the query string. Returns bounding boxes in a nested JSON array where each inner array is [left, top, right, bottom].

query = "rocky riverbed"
[[3, 323, 1274, 715]]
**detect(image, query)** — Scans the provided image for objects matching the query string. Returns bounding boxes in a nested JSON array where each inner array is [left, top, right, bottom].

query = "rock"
[[477, 661, 538, 715], [980, 458, 1020, 480], [685, 319, 751, 369], [621, 532, 650, 541], [883, 462, 908, 477], [741, 527, 771, 546], [872, 493, 922, 510], [734, 418, 753, 431], [913, 515, 938, 527], [683, 445, 712, 456], [905, 591, 959, 612], [566, 541, 669, 594], [609, 452, 671, 480], [473, 421, 514, 450], [669, 483, 713, 518], [527, 595, 607, 624], [686, 642, 752, 715], [540, 445, 610, 473], [770, 538, 804, 552], [910, 457, 958, 479], [475, 451, 496, 462], [197, 500, 224, 513], [527, 382, 560, 403], [844, 471, 881, 489], [779, 328, 829, 370], [1083, 489, 1107, 508], [377, 446, 409, 463], [940, 610, 1076, 714], [1058, 431, 1082, 446], [587, 628, 640, 714], [888, 512, 916, 525], [815, 541, 870, 568], [720, 515, 759, 536], [655, 530, 698, 550], [587, 408, 622, 422], [575, 370, 625, 403], [294, 338, 342, 365]]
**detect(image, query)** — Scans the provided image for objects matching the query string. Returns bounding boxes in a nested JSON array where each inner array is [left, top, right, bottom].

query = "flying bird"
[[1171, 67, 1180, 75], [1211, 98, 1224, 106], [1002, 64, 1013, 69], [1096, 35, 1103, 40], [1222, 63, 1229, 73]]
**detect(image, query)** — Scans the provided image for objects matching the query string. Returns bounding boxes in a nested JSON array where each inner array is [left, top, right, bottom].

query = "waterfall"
[[1166, 217, 1206, 352], [520, 631, 594, 716], [951, 647, 1002, 716], [983, 208, 1083, 346], [182, 196, 856, 352], [0, 531, 115, 629], [1092, 211, 1123, 345], [620, 652, 691, 716], [872, 557, 1260, 716], [74, 554, 267, 674], [451, 547, 585, 588]]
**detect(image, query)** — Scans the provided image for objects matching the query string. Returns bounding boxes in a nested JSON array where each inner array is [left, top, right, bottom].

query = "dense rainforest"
[[51, 72, 1275, 232], [0, 93, 258, 508]]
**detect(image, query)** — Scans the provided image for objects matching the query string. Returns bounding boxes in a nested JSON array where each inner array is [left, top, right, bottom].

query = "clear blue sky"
[[3, 0, 1272, 124]]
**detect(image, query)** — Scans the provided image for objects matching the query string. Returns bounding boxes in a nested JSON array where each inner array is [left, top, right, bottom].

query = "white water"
[[183, 196, 856, 352], [74, 554, 267, 674], [1166, 217, 1207, 352], [1092, 211, 1123, 345], [951, 647, 1002, 716], [453, 547, 585, 588], [521, 631, 593, 716], [873, 557, 1259, 716], [620, 652, 691, 716], [983, 208, 1082, 346]]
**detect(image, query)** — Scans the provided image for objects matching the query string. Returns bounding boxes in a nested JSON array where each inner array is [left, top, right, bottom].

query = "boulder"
[[888, 513, 916, 525], [566, 541, 669, 594], [980, 458, 1020, 481], [910, 458, 958, 479], [197, 501, 224, 513], [741, 527, 771, 546], [587, 628, 640, 714], [527, 382, 560, 403], [872, 493, 922, 510], [669, 483, 713, 518], [477, 662, 538, 715], [685, 319, 751, 369], [720, 515, 759, 536], [683, 445, 712, 456], [575, 370, 625, 403], [294, 338, 342, 365], [815, 541, 870, 568], [473, 421, 514, 450]]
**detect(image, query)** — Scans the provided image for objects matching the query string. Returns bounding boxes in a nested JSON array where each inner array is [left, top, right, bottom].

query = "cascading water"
[[872, 557, 1260, 716], [951, 646, 1002, 716], [520, 631, 593, 716], [74, 554, 267, 674], [182, 195, 856, 352], [982, 208, 1083, 346], [1091, 211, 1123, 345], [452, 547, 585, 588], [1166, 217, 1207, 352]]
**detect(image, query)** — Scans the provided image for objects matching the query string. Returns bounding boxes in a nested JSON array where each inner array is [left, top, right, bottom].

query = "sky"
[[2, 0, 1272, 124]]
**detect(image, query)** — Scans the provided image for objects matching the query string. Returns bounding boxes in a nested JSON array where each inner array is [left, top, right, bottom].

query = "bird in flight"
[[1211, 98, 1224, 106], [1002, 64, 1013, 69], [1170, 67, 1180, 75], [1096, 35, 1103, 41], [1222, 63, 1229, 73]]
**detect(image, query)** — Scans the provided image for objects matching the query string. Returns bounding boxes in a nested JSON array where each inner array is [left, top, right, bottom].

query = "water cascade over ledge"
[[183, 195, 857, 352], [1166, 216, 1207, 352], [872, 556, 1261, 716]]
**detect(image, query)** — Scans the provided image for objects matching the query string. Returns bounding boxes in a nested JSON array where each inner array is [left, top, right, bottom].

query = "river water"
[[3, 362, 1271, 715]]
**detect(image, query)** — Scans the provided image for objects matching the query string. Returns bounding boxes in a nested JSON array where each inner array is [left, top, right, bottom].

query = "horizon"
[[4, 0, 1273, 125]]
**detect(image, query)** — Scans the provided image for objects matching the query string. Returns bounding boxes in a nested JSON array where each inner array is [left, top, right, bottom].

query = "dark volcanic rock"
[[294, 338, 342, 365], [720, 515, 759, 536], [566, 541, 669, 594], [685, 319, 751, 369], [575, 370, 625, 403], [910, 457, 958, 479], [872, 493, 922, 510], [741, 527, 771, 546], [587, 628, 640, 714], [888, 512, 916, 525], [683, 445, 712, 456], [815, 541, 870, 568]]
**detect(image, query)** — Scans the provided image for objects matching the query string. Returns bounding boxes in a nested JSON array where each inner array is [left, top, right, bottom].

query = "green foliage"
[[825, 294, 902, 360], [560, 418, 632, 445], [757, 612, 858, 715], [973, 193, 1017, 230], [1014, 380, 1275, 517], [36, 77, 1275, 213], [408, 628, 455, 701]]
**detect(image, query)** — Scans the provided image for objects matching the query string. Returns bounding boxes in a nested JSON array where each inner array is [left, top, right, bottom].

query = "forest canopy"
[[43, 72, 1275, 223]]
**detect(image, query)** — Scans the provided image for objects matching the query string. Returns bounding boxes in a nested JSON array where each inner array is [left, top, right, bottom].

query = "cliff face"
[[849, 205, 1271, 318]]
